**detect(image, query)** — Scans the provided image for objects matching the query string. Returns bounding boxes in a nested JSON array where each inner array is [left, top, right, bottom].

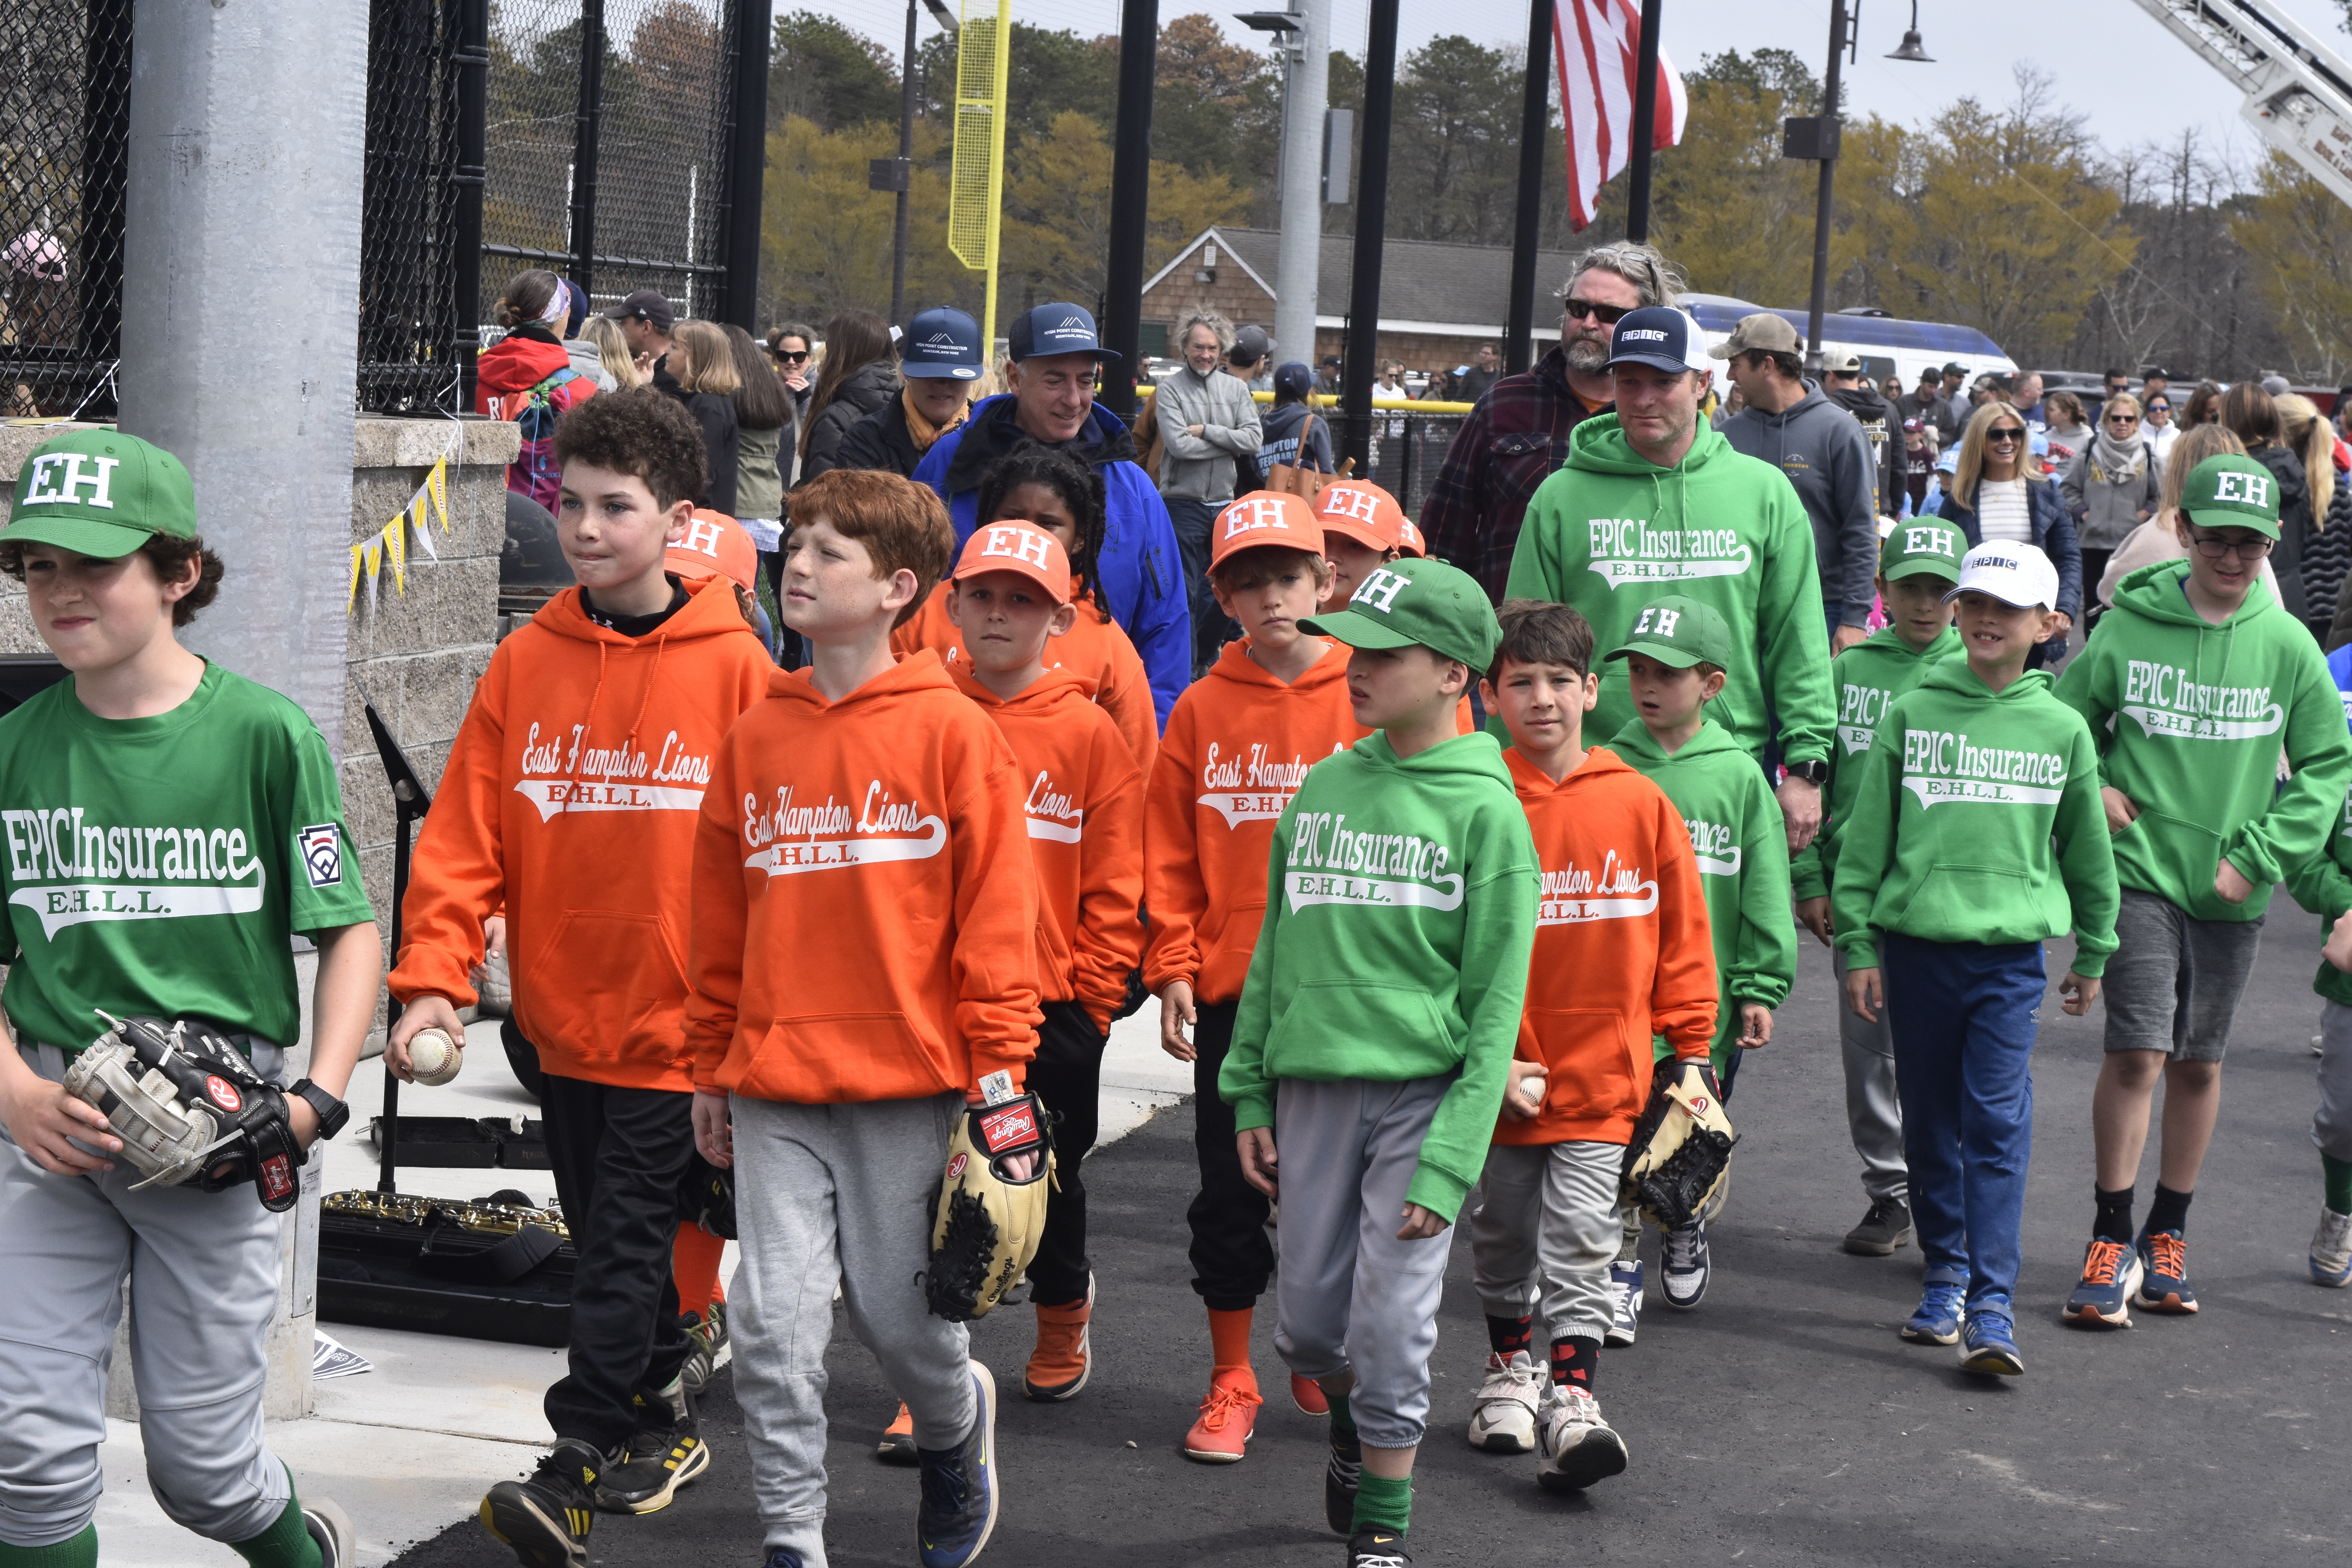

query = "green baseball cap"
[[1880, 519, 1967, 583], [4, 429, 198, 559], [2180, 452, 2282, 539], [1300, 555, 1501, 671], [1604, 594, 1733, 670]]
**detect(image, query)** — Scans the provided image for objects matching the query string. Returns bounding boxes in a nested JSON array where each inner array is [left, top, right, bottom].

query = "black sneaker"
[[1347, 1526, 1412, 1566], [1323, 1424, 1362, 1534], [1843, 1196, 1913, 1256], [481, 1438, 602, 1568], [679, 1303, 731, 1396], [594, 1378, 711, 1514]]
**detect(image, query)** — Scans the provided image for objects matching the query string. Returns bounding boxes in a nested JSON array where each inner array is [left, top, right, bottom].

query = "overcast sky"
[[806, 0, 2352, 180]]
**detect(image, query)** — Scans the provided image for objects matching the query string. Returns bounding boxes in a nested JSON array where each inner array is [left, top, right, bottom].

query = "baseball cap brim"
[[1603, 638, 1707, 669], [1298, 608, 1417, 650], [0, 512, 159, 560], [1884, 555, 1963, 584], [902, 363, 980, 379], [2183, 504, 2281, 540], [1316, 514, 1387, 551]]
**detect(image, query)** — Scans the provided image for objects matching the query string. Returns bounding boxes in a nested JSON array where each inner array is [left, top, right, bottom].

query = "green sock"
[[2326, 1154, 2352, 1216], [0, 1527, 99, 1568], [1328, 1390, 1356, 1436], [229, 1491, 319, 1568], [1351, 1472, 1412, 1535]]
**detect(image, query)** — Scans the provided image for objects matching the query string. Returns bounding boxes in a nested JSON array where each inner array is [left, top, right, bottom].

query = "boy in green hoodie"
[[1835, 541, 2116, 1377], [1604, 594, 1793, 1324], [2055, 453, 2352, 1328], [1794, 521, 1967, 1259], [1223, 556, 1538, 1568]]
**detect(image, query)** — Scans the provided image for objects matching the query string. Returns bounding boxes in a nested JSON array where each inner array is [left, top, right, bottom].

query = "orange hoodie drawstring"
[[557, 640, 612, 815]]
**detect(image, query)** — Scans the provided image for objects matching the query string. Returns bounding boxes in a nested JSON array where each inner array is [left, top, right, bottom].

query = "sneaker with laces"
[[2134, 1228, 2198, 1314], [480, 1437, 603, 1568], [1347, 1526, 1411, 1567], [1603, 1258, 1642, 1347], [1900, 1267, 1969, 1345], [1958, 1309, 2024, 1376], [1534, 1385, 1629, 1492], [878, 1402, 918, 1465], [1024, 1278, 1094, 1402], [1465, 1350, 1544, 1453], [1843, 1196, 1913, 1256], [2311, 1207, 2352, 1287], [1180, 1368, 1262, 1463], [679, 1303, 731, 1397], [1290, 1372, 1330, 1415], [302, 1497, 356, 1568], [2061, 1238, 2143, 1329], [1660, 1219, 1710, 1309], [1323, 1424, 1362, 1533], [593, 1377, 710, 1514], [915, 1360, 999, 1568]]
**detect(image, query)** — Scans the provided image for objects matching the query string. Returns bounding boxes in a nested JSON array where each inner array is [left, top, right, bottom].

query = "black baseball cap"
[[1942, 361, 1967, 376], [1229, 325, 1270, 364], [1273, 361, 1315, 398], [1606, 307, 1709, 374], [604, 288, 675, 334], [1008, 302, 1119, 363], [902, 307, 983, 379]]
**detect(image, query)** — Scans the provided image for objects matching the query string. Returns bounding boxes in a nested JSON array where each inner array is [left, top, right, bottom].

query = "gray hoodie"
[[1154, 365, 1262, 503], [1720, 381, 1880, 627], [564, 338, 618, 394]]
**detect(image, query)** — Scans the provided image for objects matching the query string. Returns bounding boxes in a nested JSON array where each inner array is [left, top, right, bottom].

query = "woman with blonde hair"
[[663, 318, 741, 514], [1935, 401, 2083, 663], [2277, 392, 2352, 640], [2093, 425, 2266, 611], [2062, 390, 2161, 609], [581, 315, 641, 392]]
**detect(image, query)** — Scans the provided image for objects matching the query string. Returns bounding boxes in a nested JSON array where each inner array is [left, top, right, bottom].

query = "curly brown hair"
[[551, 385, 708, 508], [0, 532, 225, 627]]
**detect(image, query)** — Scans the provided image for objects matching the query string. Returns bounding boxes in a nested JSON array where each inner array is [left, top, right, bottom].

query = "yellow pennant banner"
[[347, 456, 456, 615]]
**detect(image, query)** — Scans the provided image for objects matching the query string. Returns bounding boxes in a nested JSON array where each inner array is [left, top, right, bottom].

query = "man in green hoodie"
[[2055, 453, 2352, 1328], [1501, 307, 1837, 853], [1793, 520, 1968, 1259], [1835, 541, 2116, 1378], [1223, 556, 1538, 1568]]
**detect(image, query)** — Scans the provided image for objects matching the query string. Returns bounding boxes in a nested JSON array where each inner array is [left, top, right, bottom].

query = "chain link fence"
[[0, 0, 131, 421], [359, 0, 466, 413], [1311, 411, 1469, 519]]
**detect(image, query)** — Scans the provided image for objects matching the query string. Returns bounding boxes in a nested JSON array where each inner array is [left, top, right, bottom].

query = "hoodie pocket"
[[1267, 980, 1453, 1078], [2109, 807, 2223, 904], [539, 911, 686, 1058], [750, 1011, 951, 1101], [1887, 865, 2033, 938], [1526, 1009, 1637, 1122]]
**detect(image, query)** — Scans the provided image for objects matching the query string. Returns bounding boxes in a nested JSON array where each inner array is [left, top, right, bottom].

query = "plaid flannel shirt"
[[1418, 346, 1610, 601]]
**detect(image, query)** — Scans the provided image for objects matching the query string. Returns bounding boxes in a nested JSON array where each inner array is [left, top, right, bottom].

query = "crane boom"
[[2130, 0, 2352, 206]]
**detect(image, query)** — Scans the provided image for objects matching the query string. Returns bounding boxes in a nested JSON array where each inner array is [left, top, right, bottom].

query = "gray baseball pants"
[[1834, 948, 1909, 1204], [1470, 1140, 1622, 1345], [1270, 1076, 1454, 1451], [0, 1042, 297, 1548], [729, 1092, 977, 1568]]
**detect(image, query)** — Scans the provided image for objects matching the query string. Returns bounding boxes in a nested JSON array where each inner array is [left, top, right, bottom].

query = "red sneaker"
[[1289, 1372, 1329, 1416], [1024, 1289, 1094, 1402], [876, 1402, 917, 1466], [1181, 1369, 1263, 1464]]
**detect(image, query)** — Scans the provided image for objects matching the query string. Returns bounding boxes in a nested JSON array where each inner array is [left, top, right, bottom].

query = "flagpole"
[[1503, 0, 1552, 375], [1624, 0, 1662, 241]]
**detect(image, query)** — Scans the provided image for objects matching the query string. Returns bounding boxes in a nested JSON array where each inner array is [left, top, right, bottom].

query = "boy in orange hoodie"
[[387, 388, 776, 1563], [685, 467, 1042, 1568], [1465, 600, 1717, 1493], [1147, 489, 1358, 1460]]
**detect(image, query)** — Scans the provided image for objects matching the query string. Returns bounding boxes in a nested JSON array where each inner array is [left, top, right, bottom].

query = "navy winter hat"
[[902, 307, 984, 379], [1008, 302, 1120, 363]]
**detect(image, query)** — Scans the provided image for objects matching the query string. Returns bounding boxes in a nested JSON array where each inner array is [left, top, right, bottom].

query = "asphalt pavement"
[[391, 927, 2349, 1568]]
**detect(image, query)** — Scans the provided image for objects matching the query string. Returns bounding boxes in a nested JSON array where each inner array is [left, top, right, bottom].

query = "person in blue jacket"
[[913, 302, 1190, 728]]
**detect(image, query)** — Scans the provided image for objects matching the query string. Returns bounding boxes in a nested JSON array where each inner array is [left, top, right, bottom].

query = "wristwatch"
[[1784, 759, 1831, 786], [288, 1079, 350, 1140]]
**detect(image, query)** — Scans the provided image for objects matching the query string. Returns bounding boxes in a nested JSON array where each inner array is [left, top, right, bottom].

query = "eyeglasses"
[[2107, 413, 2140, 425], [773, 349, 809, 363], [2189, 530, 2273, 560], [1562, 299, 1630, 325], [1985, 428, 2025, 444]]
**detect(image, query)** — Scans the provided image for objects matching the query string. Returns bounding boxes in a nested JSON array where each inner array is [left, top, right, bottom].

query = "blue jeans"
[[1879, 932, 2045, 1316], [1166, 496, 1233, 677]]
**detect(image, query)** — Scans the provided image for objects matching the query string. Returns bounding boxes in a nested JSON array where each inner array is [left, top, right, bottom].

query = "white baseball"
[[408, 1026, 463, 1087], [1519, 1075, 1545, 1101]]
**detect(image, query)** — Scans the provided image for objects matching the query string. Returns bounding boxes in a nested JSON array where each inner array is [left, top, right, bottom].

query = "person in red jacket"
[[685, 467, 1041, 1568], [477, 269, 599, 511], [386, 389, 773, 1565], [1464, 599, 1716, 1492]]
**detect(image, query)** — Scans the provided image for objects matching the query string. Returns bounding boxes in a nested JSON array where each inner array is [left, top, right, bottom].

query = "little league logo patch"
[[297, 824, 342, 889]]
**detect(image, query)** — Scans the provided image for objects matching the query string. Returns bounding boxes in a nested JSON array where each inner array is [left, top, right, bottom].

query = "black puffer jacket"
[[2252, 442, 2318, 628], [799, 359, 900, 483], [2307, 463, 2352, 649]]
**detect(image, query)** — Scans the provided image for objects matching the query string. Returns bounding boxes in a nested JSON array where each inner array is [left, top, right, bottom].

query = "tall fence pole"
[[452, 0, 488, 407], [569, 0, 605, 295], [1341, 0, 1400, 474], [1624, 0, 1662, 241], [1504, 0, 1550, 375], [720, 0, 770, 330], [1100, 0, 1158, 418]]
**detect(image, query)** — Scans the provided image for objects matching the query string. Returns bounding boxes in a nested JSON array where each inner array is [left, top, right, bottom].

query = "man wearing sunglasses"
[[1420, 241, 1681, 600]]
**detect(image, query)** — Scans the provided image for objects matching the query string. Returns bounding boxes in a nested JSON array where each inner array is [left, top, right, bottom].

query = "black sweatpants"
[[1026, 1000, 1110, 1308], [1186, 1000, 1273, 1310], [539, 1070, 699, 1453]]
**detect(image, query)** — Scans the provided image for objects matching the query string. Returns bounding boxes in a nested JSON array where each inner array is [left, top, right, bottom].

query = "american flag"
[[1553, 0, 1689, 231]]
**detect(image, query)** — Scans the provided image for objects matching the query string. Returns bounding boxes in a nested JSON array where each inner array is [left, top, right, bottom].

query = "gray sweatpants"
[[730, 1093, 976, 1568], [1470, 1140, 1621, 1344], [1270, 1076, 1453, 1451], [1833, 948, 1908, 1204], [0, 1043, 296, 1548], [2317, 1001, 2352, 1163]]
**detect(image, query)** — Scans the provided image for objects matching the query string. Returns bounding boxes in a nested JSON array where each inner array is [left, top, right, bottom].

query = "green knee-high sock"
[[229, 1489, 320, 1568], [1352, 1472, 1412, 1535], [0, 1526, 99, 1568], [2326, 1154, 2352, 1215]]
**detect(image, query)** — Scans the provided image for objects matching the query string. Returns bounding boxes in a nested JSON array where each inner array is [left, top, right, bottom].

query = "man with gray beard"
[[1420, 242, 1684, 601]]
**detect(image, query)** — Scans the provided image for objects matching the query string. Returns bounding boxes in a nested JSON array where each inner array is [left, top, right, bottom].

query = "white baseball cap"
[[1944, 541, 2060, 611]]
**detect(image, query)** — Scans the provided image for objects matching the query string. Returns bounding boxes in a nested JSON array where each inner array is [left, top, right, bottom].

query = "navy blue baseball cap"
[[1008, 302, 1121, 364], [902, 307, 984, 379], [1606, 306, 1710, 374], [1273, 361, 1315, 398]]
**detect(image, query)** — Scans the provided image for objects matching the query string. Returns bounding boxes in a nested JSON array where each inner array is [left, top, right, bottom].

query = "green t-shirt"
[[0, 661, 375, 1053]]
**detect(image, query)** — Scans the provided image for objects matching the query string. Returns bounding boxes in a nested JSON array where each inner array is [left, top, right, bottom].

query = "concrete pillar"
[[118, 0, 368, 755], [1273, 0, 1330, 374]]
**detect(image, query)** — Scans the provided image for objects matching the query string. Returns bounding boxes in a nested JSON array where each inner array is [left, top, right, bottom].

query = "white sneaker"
[[1661, 1218, 1711, 1309], [2312, 1207, 2352, 1287], [1604, 1258, 1642, 1347], [1534, 1385, 1628, 1492], [1465, 1350, 1544, 1453]]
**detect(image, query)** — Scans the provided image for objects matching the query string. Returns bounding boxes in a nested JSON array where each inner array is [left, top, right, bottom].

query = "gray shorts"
[[2102, 887, 2264, 1063]]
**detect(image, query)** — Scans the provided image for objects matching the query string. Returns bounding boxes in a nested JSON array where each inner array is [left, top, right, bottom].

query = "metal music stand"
[[362, 697, 433, 1194]]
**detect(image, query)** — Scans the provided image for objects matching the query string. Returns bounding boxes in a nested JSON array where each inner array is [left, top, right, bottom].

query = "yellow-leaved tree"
[[762, 116, 963, 321], [2229, 153, 2352, 383], [1002, 110, 1246, 308]]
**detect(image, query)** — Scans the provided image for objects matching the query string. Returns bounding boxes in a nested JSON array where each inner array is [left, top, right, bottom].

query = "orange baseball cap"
[[954, 520, 1073, 605], [1209, 490, 1324, 570], [1393, 512, 1427, 558], [668, 509, 759, 593], [1313, 480, 1411, 555]]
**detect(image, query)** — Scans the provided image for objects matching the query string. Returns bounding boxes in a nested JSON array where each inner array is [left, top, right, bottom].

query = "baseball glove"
[[1619, 1060, 1735, 1231], [62, 1011, 305, 1212], [924, 1092, 1056, 1322]]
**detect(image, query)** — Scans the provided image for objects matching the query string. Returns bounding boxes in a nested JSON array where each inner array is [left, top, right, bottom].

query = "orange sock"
[[672, 1223, 727, 1319], [1208, 1306, 1254, 1374]]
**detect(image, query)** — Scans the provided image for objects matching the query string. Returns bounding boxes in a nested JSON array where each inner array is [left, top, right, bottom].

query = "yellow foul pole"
[[947, 0, 1011, 353]]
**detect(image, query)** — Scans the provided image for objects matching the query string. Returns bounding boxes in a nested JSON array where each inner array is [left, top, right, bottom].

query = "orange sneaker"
[[1289, 1372, 1329, 1416], [1024, 1284, 1095, 1402], [1181, 1369, 1263, 1464], [876, 1402, 917, 1466]]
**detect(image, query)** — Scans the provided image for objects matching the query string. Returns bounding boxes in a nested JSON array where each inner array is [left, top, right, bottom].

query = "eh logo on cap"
[[2212, 471, 2271, 507], [1632, 604, 1682, 637], [1352, 566, 1409, 612], [678, 516, 728, 559], [1221, 496, 1293, 539], [1903, 526, 1957, 558], [1321, 488, 1382, 524], [21, 453, 119, 510], [980, 525, 1053, 567]]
